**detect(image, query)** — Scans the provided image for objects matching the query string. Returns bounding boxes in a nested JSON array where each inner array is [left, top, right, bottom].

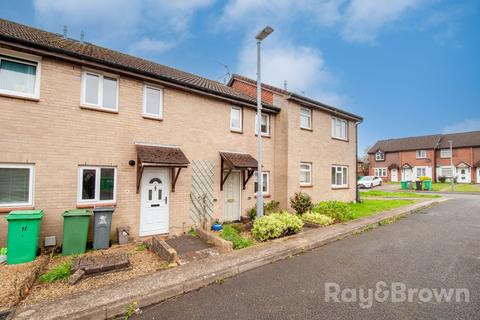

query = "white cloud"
[[443, 119, 480, 134], [237, 36, 346, 106], [33, 0, 215, 51]]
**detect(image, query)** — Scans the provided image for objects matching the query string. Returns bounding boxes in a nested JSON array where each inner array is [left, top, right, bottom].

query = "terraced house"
[[0, 19, 362, 246], [368, 131, 480, 183]]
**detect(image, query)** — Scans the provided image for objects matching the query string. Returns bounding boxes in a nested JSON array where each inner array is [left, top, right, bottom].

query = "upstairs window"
[[300, 107, 312, 130], [0, 49, 41, 99], [332, 117, 348, 140], [78, 166, 116, 204], [375, 151, 385, 161], [81, 70, 118, 111], [440, 148, 451, 158], [416, 150, 427, 159], [255, 112, 270, 136], [230, 106, 242, 132], [0, 164, 35, 207], [143, 84, 163, 118]]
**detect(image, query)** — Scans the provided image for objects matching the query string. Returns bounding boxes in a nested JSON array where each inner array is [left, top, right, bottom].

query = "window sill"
[[143, 114, 163, 121], [255, 134, 271, 138], [0, 206, 34, 213], [300, 184, 313, 188], [254, 194, 271, 198], [332, 137, 349, 142], [300, 127, 313, 132], [230, 129, 243, 134], [76, 202, 116, 209], [332, 186, 349, 190], [0, 92, 40, 102], [80, 105, 118, 114]]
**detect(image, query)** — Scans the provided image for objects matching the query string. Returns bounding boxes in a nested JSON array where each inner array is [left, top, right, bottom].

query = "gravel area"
[[23, 243, 169, 306]]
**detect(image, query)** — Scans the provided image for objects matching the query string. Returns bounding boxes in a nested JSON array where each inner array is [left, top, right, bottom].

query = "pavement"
[[11, 198, 445, 320], [137, 195, 480, 320]]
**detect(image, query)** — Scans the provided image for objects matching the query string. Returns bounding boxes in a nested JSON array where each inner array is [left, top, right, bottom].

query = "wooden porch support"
[[242, 169, 254, 190], [220, 157, 234, 191], [171, 167, 182, 192]]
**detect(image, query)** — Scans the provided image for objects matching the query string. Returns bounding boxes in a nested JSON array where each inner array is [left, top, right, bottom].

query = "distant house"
[[368, 131, 480, 183], [357, 160, 369, 177]]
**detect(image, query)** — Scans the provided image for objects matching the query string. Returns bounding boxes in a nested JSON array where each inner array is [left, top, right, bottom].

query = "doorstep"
[[11, 198, 447, 320]]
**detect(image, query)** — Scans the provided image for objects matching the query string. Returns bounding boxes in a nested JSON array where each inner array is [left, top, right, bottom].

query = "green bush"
[[39, 260, 72, 283], [289, 192, 313, 215], [246, 200, 280, 220], [251, 211, 303, 241], [438, 176, 446, 183], [220, 225, 253, 249], [301, 212, 334, 226], [313, 201, 353, 223]]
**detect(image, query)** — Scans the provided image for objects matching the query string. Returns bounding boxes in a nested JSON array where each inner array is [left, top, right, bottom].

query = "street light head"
[[255, 26, 274, 41]]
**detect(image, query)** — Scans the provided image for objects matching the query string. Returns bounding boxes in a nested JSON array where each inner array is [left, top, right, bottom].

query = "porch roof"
[[136, 144, 189, 167], [219, 152, 258, 169], [455, 161, 471, 168], [401, 163, 413, 169]]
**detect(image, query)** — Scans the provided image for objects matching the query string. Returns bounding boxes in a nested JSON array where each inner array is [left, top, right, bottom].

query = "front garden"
[[361, 190, 441, 198]]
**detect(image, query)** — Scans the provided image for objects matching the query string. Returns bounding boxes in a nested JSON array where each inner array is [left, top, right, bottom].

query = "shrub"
[[420, 176, 431, 182], [313, 201, 353, 223], [39, 260, 72, 283], [438, 176, 446, 183], [246, 200, 280, 220], [301, 212, 334, 226], [220, 225, 253, 249], [289, 192, 313, 215], [252, 211, 303, 241]]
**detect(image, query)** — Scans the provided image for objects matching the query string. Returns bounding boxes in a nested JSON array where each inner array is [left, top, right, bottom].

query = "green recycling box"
[[5, 210, 44, 265], [62, 209, 91, 256]]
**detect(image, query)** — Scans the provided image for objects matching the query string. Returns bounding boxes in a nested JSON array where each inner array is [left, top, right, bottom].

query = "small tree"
[[289, 192, 313, 215]]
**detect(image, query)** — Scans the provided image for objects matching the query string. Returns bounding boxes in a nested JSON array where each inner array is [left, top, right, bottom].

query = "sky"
[[2, 0, 480, 155]]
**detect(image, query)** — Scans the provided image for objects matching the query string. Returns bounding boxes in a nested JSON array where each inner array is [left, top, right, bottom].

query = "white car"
[[358, 176, 383, 189]]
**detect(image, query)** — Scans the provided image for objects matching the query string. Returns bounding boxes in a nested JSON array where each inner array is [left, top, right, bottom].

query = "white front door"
[[140, 168, 169, 236], [477, 168, 480, 184], [457, 167, 471, 183], [402, 168, 412, 181], [391, 168, 398, 182], [223, 171, 241, 222]]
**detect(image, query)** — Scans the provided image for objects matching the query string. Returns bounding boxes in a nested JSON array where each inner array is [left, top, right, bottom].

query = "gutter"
[[288, 94, 362, 122], [0, 36, 280, 114]]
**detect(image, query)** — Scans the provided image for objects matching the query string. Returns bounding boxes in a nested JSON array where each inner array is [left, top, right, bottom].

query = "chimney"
[[63, 25, 68, 39], [80, 30, 85, 44], [283, 80, 287, 90]]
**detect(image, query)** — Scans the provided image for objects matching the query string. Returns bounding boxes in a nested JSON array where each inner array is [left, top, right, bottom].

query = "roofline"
[[229, 74, 363, 122], [0, 36, 280, 114]]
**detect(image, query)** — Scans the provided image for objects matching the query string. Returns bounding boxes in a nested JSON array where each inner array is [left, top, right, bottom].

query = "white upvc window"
[[230, 106, 243, 132], [300, 162, 312, 185], [374, 167, 387, 177], [415, 166, 427, 178], [81, 70, 119, 111], [440, 166, 453, 177], [416, 150, 427, 159], [0, 48, 41, 99], [332, 165, 348, 188], [0, 163, 35, 207], [254, 171, 269, 194], [255, 112, 270, 136], [77, 166, 117, 204], [440, 148, 451, 158], [331, 117, 348, 140], [300, 107, 312, 130], [375, 151, 385, 161], [143, 84, 163, 118]]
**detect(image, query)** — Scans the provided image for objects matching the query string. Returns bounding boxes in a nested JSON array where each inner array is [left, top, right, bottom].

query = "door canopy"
[[219, 151, 258, 191]]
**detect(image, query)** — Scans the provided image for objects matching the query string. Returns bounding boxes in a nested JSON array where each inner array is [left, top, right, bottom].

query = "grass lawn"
[[360, 190, 441, 198], [348, 199, 415, 220], [429, 183, 480, 192]]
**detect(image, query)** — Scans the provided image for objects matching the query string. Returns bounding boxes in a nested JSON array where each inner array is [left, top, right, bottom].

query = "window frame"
[[81, 69, 119, 112], [255, 112, 270, 136], [331, 117, 348, 140], [375, 151, 385, 161], [0, 48, 42, 100], [416, 150, 427, 159], [300, 107, 312, 130], [332, 165, 349, 188], [254, 171, 270, 195], [374, 167, 387, 177], [299, 162, 312, 186], [143, 83, 164, 119], [440, 148, 451, 159], [77, 166, 117, 205], [0, 163, 35, 208], [415, 166, 427, 178], [230, 106, 243, 132]]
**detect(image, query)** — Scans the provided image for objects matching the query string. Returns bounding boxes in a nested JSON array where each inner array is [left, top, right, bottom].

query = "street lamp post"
[[255, 26, 273, 218], [449, 140, 454, 192]]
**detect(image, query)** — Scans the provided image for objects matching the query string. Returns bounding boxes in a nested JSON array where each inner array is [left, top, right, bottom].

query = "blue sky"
[[3, 0, 480, 154]]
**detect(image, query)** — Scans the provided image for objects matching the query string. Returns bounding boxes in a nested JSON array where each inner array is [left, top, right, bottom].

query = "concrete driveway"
[[136, 195, 480, 319]]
